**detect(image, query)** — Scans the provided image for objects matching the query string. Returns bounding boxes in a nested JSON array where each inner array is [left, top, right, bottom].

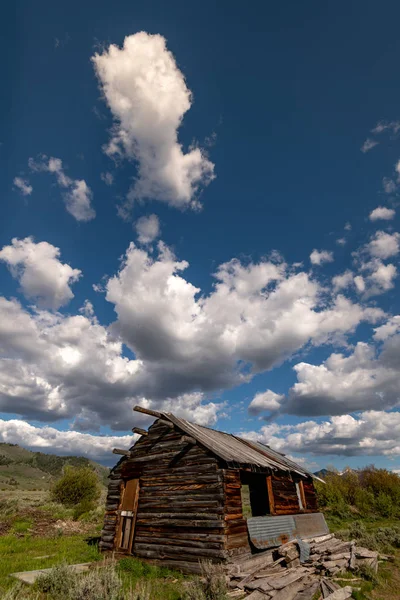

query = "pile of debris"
[[227, 533, 382, 600]]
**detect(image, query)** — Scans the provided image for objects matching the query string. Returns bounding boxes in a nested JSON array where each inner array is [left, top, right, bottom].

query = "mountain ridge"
[[0, 443, 109, 490]]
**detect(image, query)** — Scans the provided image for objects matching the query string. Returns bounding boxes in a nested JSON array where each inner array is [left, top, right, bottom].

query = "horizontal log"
[[181, 435, 196, 445], [134, 543, 227, 559], [158, 419, 174, 429], [135, 525, 225, 536], [140, 474, 221, 485], [136, 519, 225, 528], [133, 405, 162, 418], [99, 541, 114, 550], [138, 500, 222, 509], [100, 533, 115, 543], [133, 530, 226, 543], [135, 536, 224, 550], [128, 451, 178, 463], [132, 427, 148, 436], [139, 506, 224, 515], [113, 448, 131, 456], [137, 512, 223, 520], [139, 483, 223, 494]]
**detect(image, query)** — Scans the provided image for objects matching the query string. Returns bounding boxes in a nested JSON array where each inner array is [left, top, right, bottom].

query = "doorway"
[[118, 478, 139, 551]]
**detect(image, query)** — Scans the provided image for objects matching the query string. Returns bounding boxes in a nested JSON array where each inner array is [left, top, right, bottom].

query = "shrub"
[[184, 561, 228, 600], [72, 499, 96, 521], [35, 563, 76, 598], [51, 466, 100, 507], [68, 564, 123, 600], [375, 492, 394, 518]]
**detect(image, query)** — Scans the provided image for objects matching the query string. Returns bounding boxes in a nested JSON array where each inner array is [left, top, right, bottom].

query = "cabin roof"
[[161, 412, 323, 482]]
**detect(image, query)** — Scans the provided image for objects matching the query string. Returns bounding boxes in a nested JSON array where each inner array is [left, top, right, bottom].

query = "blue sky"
[[2, 0, 400, 469]]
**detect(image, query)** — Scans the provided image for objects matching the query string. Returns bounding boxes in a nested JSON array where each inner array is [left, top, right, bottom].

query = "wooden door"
[[118, 478, 139, 551]]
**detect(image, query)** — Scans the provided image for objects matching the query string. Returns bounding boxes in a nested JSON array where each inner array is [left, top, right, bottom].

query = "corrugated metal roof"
[[163, 412, 321, 481]]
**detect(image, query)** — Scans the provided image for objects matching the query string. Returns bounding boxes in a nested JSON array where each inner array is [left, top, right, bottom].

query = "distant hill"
[[0, 443, 109, 491], [313, 468, 335, 479]]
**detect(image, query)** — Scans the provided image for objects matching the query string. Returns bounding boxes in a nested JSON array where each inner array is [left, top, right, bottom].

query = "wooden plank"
[[266, 475, 275, 515], [298, 480, 306, 511]]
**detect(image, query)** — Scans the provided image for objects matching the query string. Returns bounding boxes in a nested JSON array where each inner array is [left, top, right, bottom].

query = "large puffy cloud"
[[104, 241, 382, 400], [0, 419, 134, 462], [0, 239, 387, 430], [0, 237, 81, 310], [0, 296, 220, 430], [251, 316, 400, 418], [92, 32, 215, 215], [243, 410, 400, 457], [29, 156, 95, 222]]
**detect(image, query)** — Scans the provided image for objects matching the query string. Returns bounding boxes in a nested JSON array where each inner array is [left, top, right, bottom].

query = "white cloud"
[[104, 241, 382, 401], [135, 214, 160, 244], [249, 390, 284, 415], [361, 138, 378, 153], [0, 418, 134, 462], [29, 155, 95, 221], [344, 222, 352, 231], [332, 270, 354, 291], [383, 177, 397, 194], [101, 172, 114, 186], [369, 206, 396, 221], [310, 249, 334, 266], [367, 231, 400, 259], [243, 410, 400, 457], [0, 237, 81, 310], [258, 317, 400, 417], [372, 121, 400, 135], [92, 32, 215, 215], [0, 296, 222, 430], [13, 177, 32, 196], [0, 239, 386, 431], [373, 315, 400, 341], [336, 237, 346, 246]]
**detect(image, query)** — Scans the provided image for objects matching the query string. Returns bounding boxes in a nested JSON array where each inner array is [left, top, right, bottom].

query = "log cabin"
[[100, 406, 327, 573]]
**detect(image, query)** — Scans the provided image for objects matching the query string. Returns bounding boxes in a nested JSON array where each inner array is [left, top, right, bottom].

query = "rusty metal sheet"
[[247, 513, 329, 550], [247, 515, 297, 549], [293, 513, 329, 539]]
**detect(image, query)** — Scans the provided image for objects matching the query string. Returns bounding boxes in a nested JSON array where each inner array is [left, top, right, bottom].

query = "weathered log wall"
[[271, 473, 300, 515], [223, 469, 251, 557], [100, 419, 228, 569]]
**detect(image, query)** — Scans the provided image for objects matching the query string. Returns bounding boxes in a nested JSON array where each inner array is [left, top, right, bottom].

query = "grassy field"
[[1, 483, 400, 598]]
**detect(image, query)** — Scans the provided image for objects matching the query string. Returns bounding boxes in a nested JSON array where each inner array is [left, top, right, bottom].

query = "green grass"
[[117, 557, 187, 599], [0, 533, 102, 592]]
